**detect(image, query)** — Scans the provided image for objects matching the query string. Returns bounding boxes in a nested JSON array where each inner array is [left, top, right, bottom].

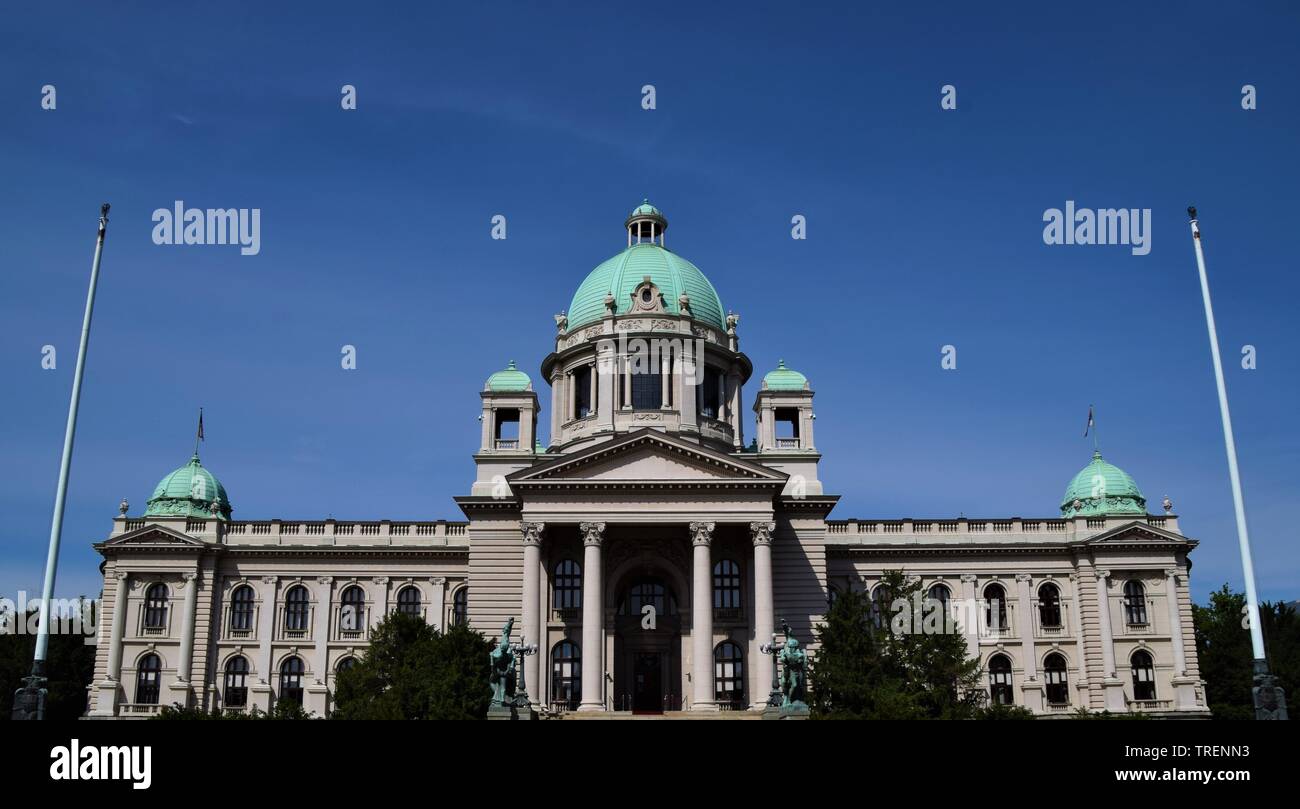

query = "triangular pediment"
[[510, 429, 786, 486], [98, 524, 205, 549], [1080, 521, 1195, 547]]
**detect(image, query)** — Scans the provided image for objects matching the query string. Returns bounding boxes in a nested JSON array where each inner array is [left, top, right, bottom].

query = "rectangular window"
[[631, 372, 662, 410], [700, 367, 721, 419], [573, 366, 592, 419]]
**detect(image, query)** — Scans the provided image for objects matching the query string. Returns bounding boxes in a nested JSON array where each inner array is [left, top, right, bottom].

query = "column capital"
[[689, 521, 715, 546], [431, 576, 447, 586], [960, 574, 978, 583], [372, 576, 389, 586], [1015, 573, 1033, 583], [316, 576, 333, 585], [1164, 568, 1180, 581], [261, 575, 278, 585], [181, 572, 198, 583], [579, 521, 606, 547], [115, 570, 130, 582], [1095, 568, 1111, 580], [749, 521, 776, 545], [521, 522, 546, 546]]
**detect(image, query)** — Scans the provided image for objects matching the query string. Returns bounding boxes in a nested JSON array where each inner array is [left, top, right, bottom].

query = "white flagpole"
[[1187, 207, 1266, 662], [14, 204, 109, 720]]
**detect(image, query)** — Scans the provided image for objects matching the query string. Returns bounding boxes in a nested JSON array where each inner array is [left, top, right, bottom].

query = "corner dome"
[[144, 454, 232, 519], [566, 202, 725, 332], [762, 359, 808, 391], [1060, 450, 1146, 517], [485, 360, 531, 392]]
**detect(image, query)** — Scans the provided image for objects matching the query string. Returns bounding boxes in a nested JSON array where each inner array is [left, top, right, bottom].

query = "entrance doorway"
[[613, 575, 682, 713]]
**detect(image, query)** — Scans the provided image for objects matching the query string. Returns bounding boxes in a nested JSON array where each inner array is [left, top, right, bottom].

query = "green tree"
[[2, 599, 96, 721], [811, 571, 985, 719], [332, 612, 492, 720], [1194, 584, 1298, 720]]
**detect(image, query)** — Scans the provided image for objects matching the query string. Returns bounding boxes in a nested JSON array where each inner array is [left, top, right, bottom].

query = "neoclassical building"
[[86, 202, 1209, 718]]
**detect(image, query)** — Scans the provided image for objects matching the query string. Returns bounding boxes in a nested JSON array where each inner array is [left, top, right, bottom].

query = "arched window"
[[926, 583, 951, 628], [1131, 650, 1156, 701], [1123, 580, 1148, 626], [1043, 652, 1069, 705], [1038, 582, 1062, 629], [714, 641, 746, 709], [279, 656, 305, 705], [713, 560, 742, 610], [871, 583, 893, 628], [554, 560, 582, 610], [283, 585, 310, 632], [452, 588, 468, 626], [229, 584, 255, 633], [135, 653, 161, 704], [339, 585, 365, 633], [551, 640, 581, 711], [335, 657, 357, 677], [988, 653, 1014, 705], [144, 583, 168, 630], [983, 583, 1008, 631], [224, 655, 249, 708], [396, 586, 422, 619], [621, 580, 677, 616]]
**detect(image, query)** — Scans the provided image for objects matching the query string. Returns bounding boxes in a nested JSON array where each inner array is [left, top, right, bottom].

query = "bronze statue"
[[778, 620, 807, 708], [489, 618, 517, 707]]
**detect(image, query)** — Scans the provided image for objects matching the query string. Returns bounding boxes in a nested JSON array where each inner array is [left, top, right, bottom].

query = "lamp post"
[[511, 642, 538, 708], [12, 204, 110, 721], [1187, 207, 1287, 720]]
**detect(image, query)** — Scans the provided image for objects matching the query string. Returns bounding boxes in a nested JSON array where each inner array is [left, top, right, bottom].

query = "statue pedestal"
[[762, 703, 810, 720], [488, 702, 538, 721]]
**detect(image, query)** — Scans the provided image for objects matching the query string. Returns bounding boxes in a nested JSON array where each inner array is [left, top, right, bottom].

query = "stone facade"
[[85, 203, 1209, 718]]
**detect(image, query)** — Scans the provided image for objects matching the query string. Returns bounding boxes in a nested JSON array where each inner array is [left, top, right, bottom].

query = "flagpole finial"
[[1187, 205, 1197, 221]]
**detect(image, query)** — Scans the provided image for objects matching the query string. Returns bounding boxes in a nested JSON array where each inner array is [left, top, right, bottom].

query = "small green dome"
[[567, 203, 725, 332], [1060, 451, 1146, 517], [486, 360, 531, 392], [763, 359, 808, 391], [144, 454, 232, 519]]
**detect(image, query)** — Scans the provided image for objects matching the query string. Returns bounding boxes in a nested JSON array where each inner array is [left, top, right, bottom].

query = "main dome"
[[565, 203, 726, 331], [1060, 450, 1146, 517], [144, 453, 232, 519]]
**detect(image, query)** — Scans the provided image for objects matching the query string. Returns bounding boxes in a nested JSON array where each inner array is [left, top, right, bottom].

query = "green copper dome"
[[1060, 451, 1146, 517], [566, 203, 725, 331], [763, 359, 808, 391], [144, 454, 232, 520], [486, 360, 531, 392]]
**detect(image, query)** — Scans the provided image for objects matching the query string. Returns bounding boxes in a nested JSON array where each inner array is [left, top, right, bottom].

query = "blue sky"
[[1, 2, 1297, 604]]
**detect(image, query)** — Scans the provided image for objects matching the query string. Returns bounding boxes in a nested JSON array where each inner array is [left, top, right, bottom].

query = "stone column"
[[1165, 568, 1187, 675], [521, 522, 545, 699], [578, 522, 605, 711], [550, 371, 563, 439], [728, 370, 743, 447], [306, 576, 333, 716], [430, 577, 447, 632], [959, 574, 979, 661], [1015, 573, 1042, 712], [254, 576, 279, 711], [690, 521, 718, 711], [1095, 569, 1126, 711], [176, 573, 200, 683], [598, 343, 616, 431], [105, 570, 130, 682], [750, 522, 775, 709], [661, 351, 671, 407]]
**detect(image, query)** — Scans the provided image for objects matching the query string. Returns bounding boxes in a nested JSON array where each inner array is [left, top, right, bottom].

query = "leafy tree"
[[332, 612, 492, 720], [154, 701, 316, 720], [2, 599, 96, 721], [811, 571, 984, 719], [1194, 584, 1299, 720]]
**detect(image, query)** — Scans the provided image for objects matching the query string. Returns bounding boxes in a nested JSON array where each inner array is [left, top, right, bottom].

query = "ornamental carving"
[[521, 522, 545, 546], [689, 522, 715, 546], [633, 412, 663, 421], [650, 319, 675, 331], [579, 522, 606, 547], [617, 319, 646, 331], [750, 521, 776, 545]]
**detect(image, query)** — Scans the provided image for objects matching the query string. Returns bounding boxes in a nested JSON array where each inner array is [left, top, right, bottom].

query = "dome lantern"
[[625, 199, 667, 247]]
